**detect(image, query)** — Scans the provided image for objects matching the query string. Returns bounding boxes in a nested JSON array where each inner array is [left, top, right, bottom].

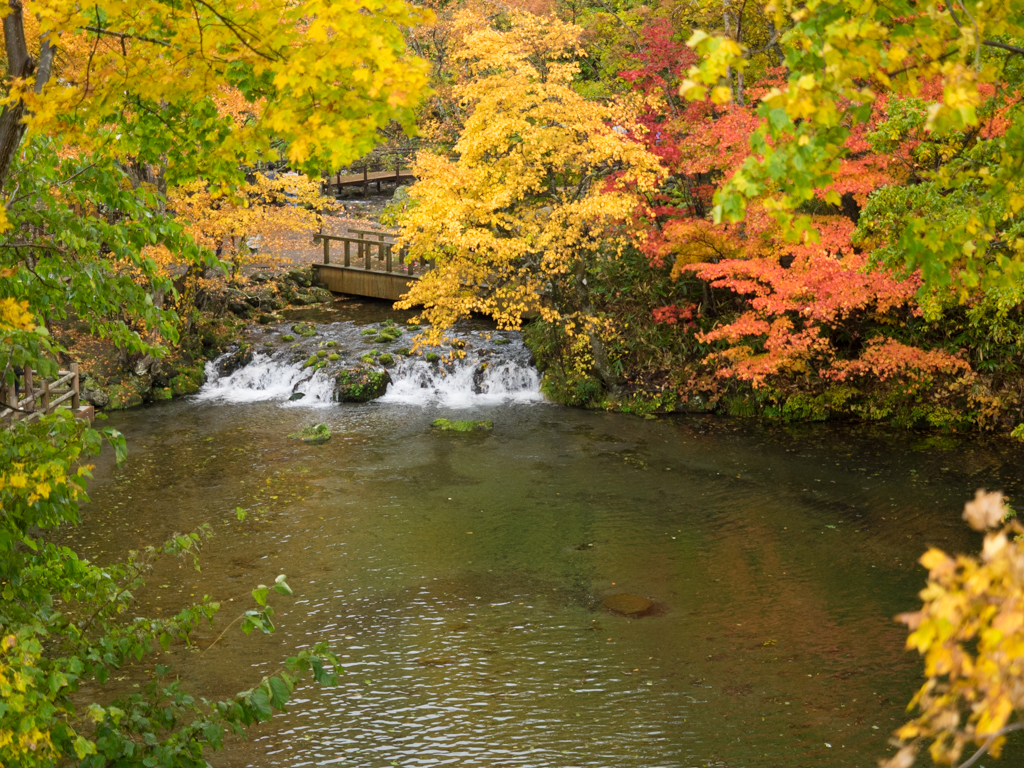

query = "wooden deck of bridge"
[[311, 230, 432, 301], [322, 167, 415, 197]]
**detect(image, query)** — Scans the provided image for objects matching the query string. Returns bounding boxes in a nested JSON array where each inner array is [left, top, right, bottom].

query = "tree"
[[396, 9, 665, 391], [886, 491, 1024, 768], [679, 0, 1024, 304], [0, 0, 432, 762]]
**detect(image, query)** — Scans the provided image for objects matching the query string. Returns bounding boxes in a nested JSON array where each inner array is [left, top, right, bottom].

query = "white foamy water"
[[196, 353, 336, 406], [380, 357, 543, 407], [195, 328, 544, 408]]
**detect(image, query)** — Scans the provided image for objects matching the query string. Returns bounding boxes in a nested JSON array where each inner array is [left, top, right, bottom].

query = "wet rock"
[[601, 593, 653, 617], [307, 287, 334, 303], [286, 267, 312, 288], [105, 377, 150, 410], [291, 322, 317, 338], [431, 418, 493, 432], [472, 363, 488, 394], [133, 355, 155, 377], [81, 376, 109, 408], [288, 423, 331, 444], [334, 367, 390, 402], [216, 343, 253, 377], [170, 365, 205, 396]]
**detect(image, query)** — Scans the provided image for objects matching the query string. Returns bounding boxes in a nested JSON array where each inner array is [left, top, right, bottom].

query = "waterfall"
[[196, 324, 543, 407]]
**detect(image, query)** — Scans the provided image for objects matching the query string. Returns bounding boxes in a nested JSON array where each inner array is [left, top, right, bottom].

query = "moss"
[[328, 353, 341, 361], [407, 324, 420, 331], [431, 418, 493, 432], [152, 387, 173, 401], [379, 326, 402, 340], [303, 355, 319, 368], [106, 378, 150, 410], [291, 323, 316, 337], [316, 349, 328, 358], [492, 337, 509, 345], [425, 352, 439, 363], [359, 353, 377, 364], [334, 369, 390, 402], [378, 353, 395, 367], [360, 328, 378, 336], [170, 365, 205, 396], [396, 347, 411, 356], [281, 334, 295, 342], [263, 341, 275, 348], [325, 340, 338, 348]]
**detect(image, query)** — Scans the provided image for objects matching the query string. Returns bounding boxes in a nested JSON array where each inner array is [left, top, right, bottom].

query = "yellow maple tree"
[[396, 9, 665, 390], [887, 490, 1024, 767]]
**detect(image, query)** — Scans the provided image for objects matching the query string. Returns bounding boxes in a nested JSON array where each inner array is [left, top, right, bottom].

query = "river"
[[64, 306, 1024, 768]]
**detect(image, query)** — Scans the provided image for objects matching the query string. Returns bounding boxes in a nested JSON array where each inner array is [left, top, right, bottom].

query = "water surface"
[[68, 321, 1024, 768]]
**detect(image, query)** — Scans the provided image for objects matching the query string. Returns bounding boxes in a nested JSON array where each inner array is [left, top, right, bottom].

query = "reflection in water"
[[63, 332, 1024, 767]]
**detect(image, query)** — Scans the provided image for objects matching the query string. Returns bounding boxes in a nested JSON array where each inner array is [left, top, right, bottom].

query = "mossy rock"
[[379, 326, 402, 340], [170, 366, 205, 396], [492, 337, 510, 346], [431, 418, 493, 432], [290, 323, 317, 337], [263, 341, 275, 348], [308, 287, 334, 303], [328, 353, 341, 361], [152, 387, 173, 401], [257, 313, 276, 325], [215, 343, 253, 377], [359, 353, 378, 364], [325, 340, 338, 348], [316, 349, 328, 358], [378, 353, 395, 367], [334, 368, 391, 402], [281, 334, 296, 342], [425, 352, 439, 363], [303, 355, 319, 369], [407, 324, 420, 331], [106, 378, 149, 410], [396, 347, 411, 356], [360, 328, 378, 336]]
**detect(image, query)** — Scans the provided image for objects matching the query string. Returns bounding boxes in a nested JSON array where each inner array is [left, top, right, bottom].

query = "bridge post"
[[345, 239, 351, 267], [385, 244, 392, 273], [322, 236, 330, 265], [364, 240, 371, 270]]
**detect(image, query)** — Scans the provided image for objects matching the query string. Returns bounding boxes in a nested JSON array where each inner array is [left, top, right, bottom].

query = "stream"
[[64, 307, 1024, 768]]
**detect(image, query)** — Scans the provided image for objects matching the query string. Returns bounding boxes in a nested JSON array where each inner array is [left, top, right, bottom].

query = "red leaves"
[[651, 302, 699, 327], [826, 338, 969, 383]]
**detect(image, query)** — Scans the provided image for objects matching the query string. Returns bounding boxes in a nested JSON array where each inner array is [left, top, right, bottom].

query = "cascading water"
[[197, 321, 543, 407]]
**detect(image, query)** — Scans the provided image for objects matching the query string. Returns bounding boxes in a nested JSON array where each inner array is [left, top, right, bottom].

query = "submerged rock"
[[288, 423, 331, 444], [334, 367, 390, 402], [602, 593, 653, 617], [431, 418, 493, 432]]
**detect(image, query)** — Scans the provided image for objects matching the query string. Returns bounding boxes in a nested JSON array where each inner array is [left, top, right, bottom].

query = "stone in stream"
[[431, 418, 493, 432], [334, 367, 390, 402], [601, 593, 653, 617], [288, 423, 331, 444], [216, 343, 254, 377]]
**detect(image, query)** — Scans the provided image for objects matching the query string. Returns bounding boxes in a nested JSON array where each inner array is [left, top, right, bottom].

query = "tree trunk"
[[574, 259, 620, 397]]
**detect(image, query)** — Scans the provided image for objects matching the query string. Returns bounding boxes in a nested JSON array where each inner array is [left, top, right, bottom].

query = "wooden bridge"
[[1, 364, 95, 424], [322, 166, 415, 198], [311, 229, 433, 301]]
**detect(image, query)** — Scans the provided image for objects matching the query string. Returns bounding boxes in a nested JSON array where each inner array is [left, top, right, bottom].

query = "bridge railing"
[[1, 363, 93, 424], [313, 232, 434, 276]]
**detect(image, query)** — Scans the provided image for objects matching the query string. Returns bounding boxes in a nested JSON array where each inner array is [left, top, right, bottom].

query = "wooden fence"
[[1, 363, 95, 424]]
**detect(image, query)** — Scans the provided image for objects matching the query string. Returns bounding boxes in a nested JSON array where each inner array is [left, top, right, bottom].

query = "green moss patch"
[[288, 423, 331, 444], [431, 418, 493, 432]]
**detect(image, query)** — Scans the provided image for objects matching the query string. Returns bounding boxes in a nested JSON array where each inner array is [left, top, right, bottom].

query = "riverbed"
[[65, 314, 1024, 768]]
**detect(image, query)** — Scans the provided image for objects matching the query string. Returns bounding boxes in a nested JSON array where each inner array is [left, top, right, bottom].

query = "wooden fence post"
[[41, 378, 50, 414], [323, 237, 330, 265], [71, 363, 80, 409], [344, 239, 351, 267], [23, 366, 33, 415]]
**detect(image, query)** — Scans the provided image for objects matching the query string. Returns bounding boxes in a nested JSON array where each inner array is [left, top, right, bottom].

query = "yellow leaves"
[[891, 493, 1024, 766], [395, 10, 663, 340], [0, 298, 35, 332]]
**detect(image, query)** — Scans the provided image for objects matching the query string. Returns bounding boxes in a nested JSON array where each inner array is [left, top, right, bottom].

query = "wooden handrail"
[[2, 362, 90, 424]]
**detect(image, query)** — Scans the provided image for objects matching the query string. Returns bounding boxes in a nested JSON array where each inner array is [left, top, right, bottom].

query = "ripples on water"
[[64, 314, 1024, 768]]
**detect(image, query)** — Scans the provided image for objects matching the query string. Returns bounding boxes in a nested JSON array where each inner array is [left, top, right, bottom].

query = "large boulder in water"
[[334, 367, 390, 402], [602, 593, 653, 617]]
